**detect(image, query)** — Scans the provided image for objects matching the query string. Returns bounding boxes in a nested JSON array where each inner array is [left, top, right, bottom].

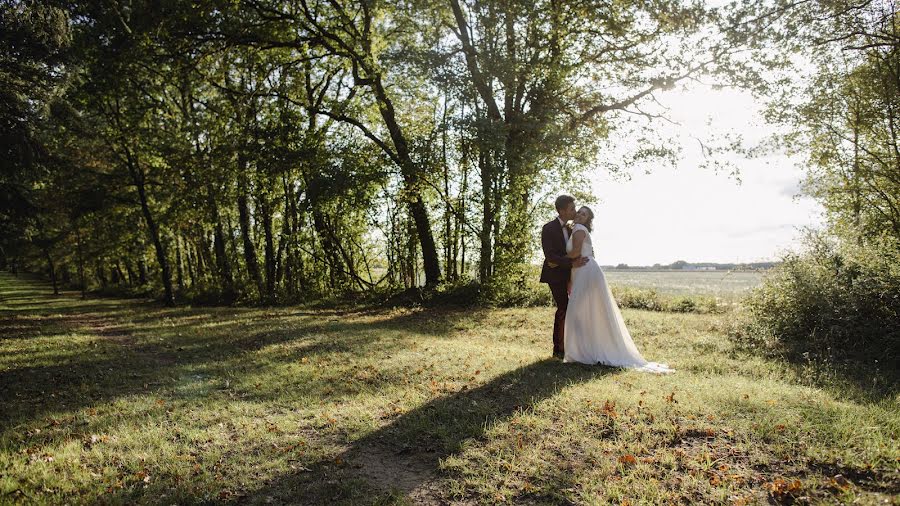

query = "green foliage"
[[612, 286, 724, 314], [377, 275, 728, 314], [613, 286, 665, 312], [725, 0, 900, 398], [11, 0, 892, 313], [737, 232, 900, 378]]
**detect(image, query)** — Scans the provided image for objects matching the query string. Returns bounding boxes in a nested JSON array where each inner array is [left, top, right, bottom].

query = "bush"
[[611, 286, 663, 311], [411, 278, 722, 313], [424, 278, 551, 308], [736, 232, 900, 369]]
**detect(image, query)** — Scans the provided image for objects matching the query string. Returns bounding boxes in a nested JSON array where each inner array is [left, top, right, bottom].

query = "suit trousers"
[[548, 281, 568, 354]]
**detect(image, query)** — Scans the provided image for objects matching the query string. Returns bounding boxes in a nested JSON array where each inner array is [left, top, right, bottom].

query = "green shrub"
[[736, 233, 900, 368], [611, 286, 663, 311], [383, 279, 720, 312], [668, 296, 696, 313]]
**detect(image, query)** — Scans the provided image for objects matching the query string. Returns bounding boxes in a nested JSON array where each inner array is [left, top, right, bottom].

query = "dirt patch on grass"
[[349, 441, 449, 504]]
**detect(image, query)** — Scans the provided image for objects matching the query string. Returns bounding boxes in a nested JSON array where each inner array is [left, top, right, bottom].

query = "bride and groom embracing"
[[540, 195, 674, 373]]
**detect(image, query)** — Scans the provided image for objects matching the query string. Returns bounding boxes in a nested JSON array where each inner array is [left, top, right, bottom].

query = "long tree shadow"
[[3, 273, 623, 504], [241, 359, 620, 504]]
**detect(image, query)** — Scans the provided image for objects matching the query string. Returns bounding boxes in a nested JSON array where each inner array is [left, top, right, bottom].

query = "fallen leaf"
[[618, 454, 637, 466], [829, 474, 851, 490], [602, 400, 618, 418]]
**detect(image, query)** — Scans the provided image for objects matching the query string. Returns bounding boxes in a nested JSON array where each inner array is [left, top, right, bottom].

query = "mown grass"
[[0, 272, 897, 505]]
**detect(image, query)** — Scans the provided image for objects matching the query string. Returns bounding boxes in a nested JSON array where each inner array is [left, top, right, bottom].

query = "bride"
[[563, 206, 674, 373]]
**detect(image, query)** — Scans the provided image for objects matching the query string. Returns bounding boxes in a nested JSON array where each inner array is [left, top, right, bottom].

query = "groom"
[[541, 195, 588, 359]]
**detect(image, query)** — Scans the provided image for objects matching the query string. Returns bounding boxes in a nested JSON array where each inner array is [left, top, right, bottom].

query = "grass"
[[0, 272, 897, 504]]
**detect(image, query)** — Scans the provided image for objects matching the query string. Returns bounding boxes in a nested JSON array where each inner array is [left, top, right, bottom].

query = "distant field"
[[602, 269, 766, 301]]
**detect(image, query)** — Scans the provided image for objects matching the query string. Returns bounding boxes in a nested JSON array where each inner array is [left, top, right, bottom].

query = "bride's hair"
[[580, 206, 595, 232]]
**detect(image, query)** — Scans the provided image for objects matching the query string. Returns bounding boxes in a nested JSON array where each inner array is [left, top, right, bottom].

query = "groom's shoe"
[[552, 350, 564, 360]]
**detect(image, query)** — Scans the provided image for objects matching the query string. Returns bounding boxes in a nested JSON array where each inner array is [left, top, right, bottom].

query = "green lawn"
[[0, 272, 897, 504]]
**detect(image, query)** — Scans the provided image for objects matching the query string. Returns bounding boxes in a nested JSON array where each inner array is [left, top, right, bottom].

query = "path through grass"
[[1, 273, 897, 504]]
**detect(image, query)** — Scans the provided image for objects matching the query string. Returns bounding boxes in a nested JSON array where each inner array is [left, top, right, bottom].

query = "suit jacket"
[[539, 218, 573, 285]]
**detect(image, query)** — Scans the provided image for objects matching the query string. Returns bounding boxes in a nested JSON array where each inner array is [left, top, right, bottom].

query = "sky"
[[584, 84, 825, 266]]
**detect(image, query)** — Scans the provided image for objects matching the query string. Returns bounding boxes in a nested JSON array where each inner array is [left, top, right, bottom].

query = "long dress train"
[[563, 224, 674, 373]]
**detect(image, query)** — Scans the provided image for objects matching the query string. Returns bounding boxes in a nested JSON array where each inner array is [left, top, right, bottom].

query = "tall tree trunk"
[[311, 210, 344, 288], [35, 219, 58, 295], [441, 95, 455, 281], [455, 154, 470, 279], [370, 77, 442, 286], [213, 212, 235, 302], [184, 242, 195, 288], [296, 13, 441, 286], [77, 229, 85, 299], [209, 198, 235, 302], [96, 259, 108, 289], [293, 189, 306, 295], [261, 197, 276, 302], [43, 248, 58, 295], [124, 258, 136, 286], [276, 174, 291, 291], [237, 166, 265, 298], [114, 262, 126, 286], [174, 234, 185, 290], [479, 152, 494, 282], [195, 235, 211, 282], [127, 157, 175, 306], [137, 249, 148, 285]]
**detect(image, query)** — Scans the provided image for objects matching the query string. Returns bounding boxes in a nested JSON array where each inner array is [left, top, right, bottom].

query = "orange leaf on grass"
[[602, 400, 618, 418], [618, 454, 637, 466]]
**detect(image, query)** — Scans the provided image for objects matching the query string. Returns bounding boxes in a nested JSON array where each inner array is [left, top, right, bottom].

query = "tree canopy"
[[2, 0, 895, 305]]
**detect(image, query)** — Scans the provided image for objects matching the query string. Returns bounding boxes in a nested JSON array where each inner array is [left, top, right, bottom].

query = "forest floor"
[[1, 272, 898, 505]]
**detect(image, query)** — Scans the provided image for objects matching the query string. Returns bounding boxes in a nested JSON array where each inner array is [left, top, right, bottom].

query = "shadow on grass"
[[735, 341, 900, 404], [0, 274, 482, 433], [1, 272, 619, 504], [240, 359, 619, 504]]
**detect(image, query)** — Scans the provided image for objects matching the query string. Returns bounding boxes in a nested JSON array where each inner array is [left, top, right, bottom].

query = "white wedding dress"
[[563, 224, 674, 373]]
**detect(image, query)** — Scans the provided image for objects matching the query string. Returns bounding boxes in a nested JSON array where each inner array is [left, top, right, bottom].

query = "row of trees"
[[2, 0, 891, 306]]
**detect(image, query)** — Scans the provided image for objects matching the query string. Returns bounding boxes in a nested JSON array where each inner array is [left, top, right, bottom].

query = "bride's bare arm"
[[567, 230, 586, 258]]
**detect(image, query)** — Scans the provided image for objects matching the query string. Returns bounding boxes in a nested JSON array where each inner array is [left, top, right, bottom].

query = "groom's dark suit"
[[540, 218, 573, 356]]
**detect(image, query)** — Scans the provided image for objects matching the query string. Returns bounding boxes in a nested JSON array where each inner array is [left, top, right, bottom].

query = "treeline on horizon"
[[603, 261, 779, 270], [1, 0, 897, 310]]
